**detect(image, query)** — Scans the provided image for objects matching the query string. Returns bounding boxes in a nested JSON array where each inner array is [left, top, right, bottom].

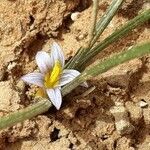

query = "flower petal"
[[51, 42, 65, 67], [46, 88, 62, 110], [58, 69, 80, 87], [21, 73, 44, 87], [35, 51, 52, 73], [59, 69, 88, 87], [62, 69, 81, 77]]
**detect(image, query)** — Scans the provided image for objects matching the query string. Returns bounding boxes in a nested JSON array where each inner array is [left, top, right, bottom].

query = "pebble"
[[78, 34, 85, 40], [77, 33, 87, 40], [138, 100, 148, 108], [7, 62, 16, 71], [71, 12, 80, 21]]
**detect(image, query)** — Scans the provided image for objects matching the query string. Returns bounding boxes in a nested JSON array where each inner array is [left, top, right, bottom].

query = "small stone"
[[78, 34, 85, 40], [71, 12, 80, 21], [139, 100, 148, 108], [7, 62, 16, 71]]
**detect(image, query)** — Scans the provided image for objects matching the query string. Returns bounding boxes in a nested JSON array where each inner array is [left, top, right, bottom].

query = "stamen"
[[44, 61, 62, 88]]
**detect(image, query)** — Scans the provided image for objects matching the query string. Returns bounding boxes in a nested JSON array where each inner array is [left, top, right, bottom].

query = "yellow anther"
[[44, 61, 62, 88]]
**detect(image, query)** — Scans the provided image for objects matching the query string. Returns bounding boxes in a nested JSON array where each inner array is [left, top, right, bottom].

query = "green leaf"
[[67, 10, 150, 70], [0, 42, 149, 130]]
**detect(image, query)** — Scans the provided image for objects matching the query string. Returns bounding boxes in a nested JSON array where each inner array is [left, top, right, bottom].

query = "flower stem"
[[0, 42, 150, 130]]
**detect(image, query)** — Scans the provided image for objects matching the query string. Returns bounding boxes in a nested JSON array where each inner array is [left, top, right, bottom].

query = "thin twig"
[[81, 86, 96, 97]]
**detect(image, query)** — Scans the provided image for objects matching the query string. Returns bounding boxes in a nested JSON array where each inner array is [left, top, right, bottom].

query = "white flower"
[[21, 42, 88, 110]]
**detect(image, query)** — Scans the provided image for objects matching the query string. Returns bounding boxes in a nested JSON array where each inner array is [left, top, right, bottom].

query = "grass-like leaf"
[[66, 9, 150, 70], [0, 42, 150, 130], [65, 0, 124, 69], [90, 0, 124, 48]]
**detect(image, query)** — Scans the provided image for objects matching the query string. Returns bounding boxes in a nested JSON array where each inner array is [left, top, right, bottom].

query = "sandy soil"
[[0, 0, 150, 149]]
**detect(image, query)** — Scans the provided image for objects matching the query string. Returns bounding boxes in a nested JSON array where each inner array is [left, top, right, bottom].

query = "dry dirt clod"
[[115, 137, 135, 150], [101, 59, 143, 89], [110, 105, 134, 135], [6, 120, 36, 143], [0, 81, 21, 112], [125, 101, 143, 124], [16, 80, 26, 92]]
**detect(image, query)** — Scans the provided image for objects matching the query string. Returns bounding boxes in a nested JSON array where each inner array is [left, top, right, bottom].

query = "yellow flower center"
[[36, 61, 62, 98], [44, 61, 62, 88]]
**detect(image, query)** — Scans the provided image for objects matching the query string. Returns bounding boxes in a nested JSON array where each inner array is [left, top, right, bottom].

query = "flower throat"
[[44, 61, 62, 88]]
